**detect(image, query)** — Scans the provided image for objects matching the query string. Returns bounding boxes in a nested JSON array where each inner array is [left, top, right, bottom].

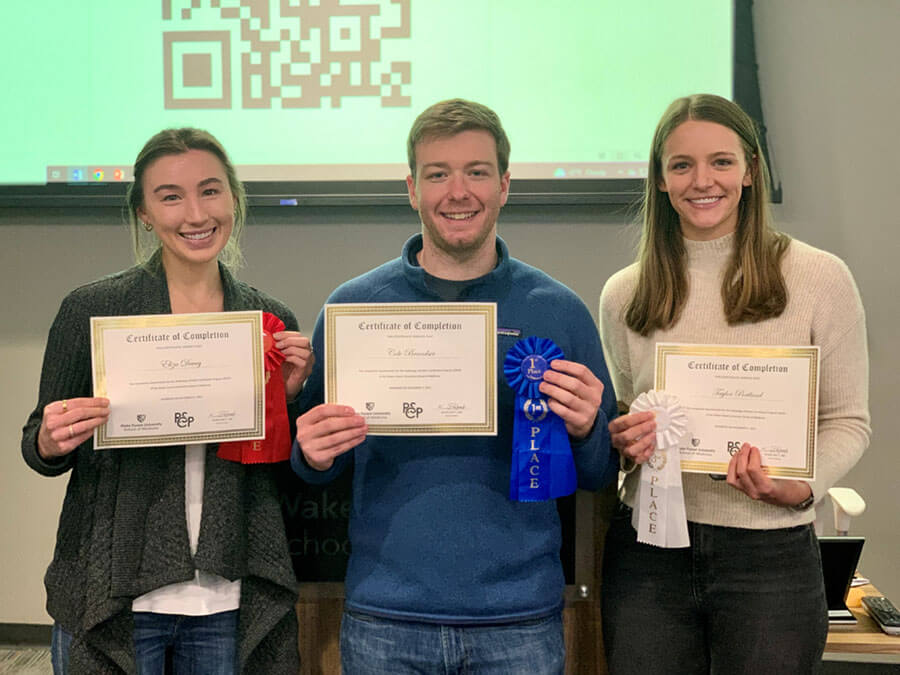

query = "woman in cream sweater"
[[599, 94, 870, 674]]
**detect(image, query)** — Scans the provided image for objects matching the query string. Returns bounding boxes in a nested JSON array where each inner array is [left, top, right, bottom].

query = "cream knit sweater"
[[599, 233, 870, 529]]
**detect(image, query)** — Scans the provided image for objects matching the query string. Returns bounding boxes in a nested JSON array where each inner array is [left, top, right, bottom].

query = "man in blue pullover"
[[292, 98, 617, 674]]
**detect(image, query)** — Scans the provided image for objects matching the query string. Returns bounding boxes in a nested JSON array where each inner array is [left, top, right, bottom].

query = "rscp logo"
[[175, 411, 195, 428], [726, 441, 743, 456], [403, 402, 423, 419]]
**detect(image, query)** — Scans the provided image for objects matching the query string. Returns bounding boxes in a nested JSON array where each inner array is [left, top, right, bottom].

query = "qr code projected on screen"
[[162, 0, 411, 109]]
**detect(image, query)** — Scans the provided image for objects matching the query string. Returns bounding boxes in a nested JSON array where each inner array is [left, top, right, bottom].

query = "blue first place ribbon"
[[503, 336, 577, 502]]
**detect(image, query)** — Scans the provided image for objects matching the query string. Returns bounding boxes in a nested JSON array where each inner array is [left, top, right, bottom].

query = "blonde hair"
[[626, 94, 789, 335]]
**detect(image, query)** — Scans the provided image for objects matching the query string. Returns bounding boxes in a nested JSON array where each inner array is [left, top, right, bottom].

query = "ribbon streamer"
[[504, 337, 576, 502], [218, 312, 292, 464], [629, 390, 690, 548]]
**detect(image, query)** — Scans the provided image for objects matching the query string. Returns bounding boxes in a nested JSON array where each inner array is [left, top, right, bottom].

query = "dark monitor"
[[818, 536, 865, 624]]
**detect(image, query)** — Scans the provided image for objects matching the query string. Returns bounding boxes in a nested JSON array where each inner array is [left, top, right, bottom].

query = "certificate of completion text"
[[655, 343, 819, 480], [325, 303, 497, 435], [91, 311, 265, 449]]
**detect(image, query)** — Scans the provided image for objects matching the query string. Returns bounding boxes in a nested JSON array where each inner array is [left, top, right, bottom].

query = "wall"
[[1, 0, 897, 625]]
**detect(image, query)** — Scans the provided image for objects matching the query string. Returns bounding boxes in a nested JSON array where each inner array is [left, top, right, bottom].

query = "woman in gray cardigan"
[[22, 128, 312, 674]]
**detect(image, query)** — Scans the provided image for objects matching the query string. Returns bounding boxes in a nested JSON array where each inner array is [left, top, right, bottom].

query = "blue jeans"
[[601, 504, 827, 675], [51, 623, 72, 674], [51, 611, 238, 674], [133, 610, 239, 675], [340, 610, 565, 674]]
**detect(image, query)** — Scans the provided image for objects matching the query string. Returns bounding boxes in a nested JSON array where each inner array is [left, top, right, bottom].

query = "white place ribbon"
[[630, 390, 691, 548]]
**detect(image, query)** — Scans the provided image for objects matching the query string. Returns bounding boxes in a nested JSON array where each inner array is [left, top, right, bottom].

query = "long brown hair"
[[626, 94, 789, 336]]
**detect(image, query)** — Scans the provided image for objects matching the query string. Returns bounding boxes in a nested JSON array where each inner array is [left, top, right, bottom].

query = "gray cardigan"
[[22, 251, 300, 674]]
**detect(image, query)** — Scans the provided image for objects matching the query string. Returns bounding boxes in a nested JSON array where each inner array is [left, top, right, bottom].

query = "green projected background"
[[1, 1, 732, 185]]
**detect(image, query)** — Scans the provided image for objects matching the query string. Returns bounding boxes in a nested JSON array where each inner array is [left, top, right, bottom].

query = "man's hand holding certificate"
[[91, 311, 266, 449]]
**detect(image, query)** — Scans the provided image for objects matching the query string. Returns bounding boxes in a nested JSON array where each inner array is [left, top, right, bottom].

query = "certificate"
[[655, 343, 819, 480], [91, 311, 265, 449], [325, 303, 497, 435]]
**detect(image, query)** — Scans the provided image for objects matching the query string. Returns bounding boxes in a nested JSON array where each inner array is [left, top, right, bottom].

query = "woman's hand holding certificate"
[[37, 397, 110, 460], [726, 443, 814, 507]]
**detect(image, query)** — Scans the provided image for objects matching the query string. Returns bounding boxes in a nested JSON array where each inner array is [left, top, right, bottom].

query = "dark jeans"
[[133, 610, 239, 675], [340, 610, 565, 674], [602, 504, 827, 675]]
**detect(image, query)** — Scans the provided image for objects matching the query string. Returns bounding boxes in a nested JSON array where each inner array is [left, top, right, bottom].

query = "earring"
[[143, 221, 153, 232]]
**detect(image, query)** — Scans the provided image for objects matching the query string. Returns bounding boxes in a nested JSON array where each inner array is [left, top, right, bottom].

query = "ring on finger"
[[62, 399, 68, 413], [68, 424, 74, 439]]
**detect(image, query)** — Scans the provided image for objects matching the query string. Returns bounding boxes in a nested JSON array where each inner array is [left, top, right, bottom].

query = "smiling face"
[[658, 120, 753, 241], [137, 149, 235, 271], [407, 129, 510, 277]]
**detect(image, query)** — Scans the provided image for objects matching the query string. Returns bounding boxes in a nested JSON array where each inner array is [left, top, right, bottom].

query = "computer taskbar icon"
[[46, 166, 132, 183]]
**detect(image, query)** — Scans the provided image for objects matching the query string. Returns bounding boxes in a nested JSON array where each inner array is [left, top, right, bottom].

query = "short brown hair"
[[407, 98, 511, 176], [125, 128, 246, 270]]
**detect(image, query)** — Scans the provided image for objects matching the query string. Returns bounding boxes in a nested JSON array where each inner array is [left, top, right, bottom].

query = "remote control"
[[861, 596, 900, 635]]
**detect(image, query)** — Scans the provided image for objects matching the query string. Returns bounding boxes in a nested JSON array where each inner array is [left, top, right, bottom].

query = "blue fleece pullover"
[[292, 235, 617, 624]]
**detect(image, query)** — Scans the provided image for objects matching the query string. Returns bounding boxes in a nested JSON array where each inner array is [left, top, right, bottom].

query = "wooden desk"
[[825, 583, 900, 659]]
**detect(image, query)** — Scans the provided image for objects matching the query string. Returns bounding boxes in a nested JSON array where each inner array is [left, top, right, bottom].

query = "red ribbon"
[[217, 312, 292, 464]]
